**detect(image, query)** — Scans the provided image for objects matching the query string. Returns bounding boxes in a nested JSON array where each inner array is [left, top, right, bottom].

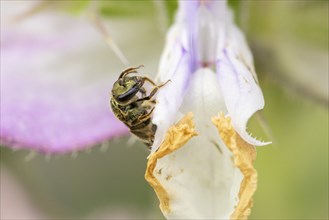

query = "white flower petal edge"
[[216, 25, 271, 146]]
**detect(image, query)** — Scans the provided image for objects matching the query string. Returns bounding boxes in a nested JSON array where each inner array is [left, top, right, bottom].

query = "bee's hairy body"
[[110, 65, 169, 148], [110, 98, 156, 146]]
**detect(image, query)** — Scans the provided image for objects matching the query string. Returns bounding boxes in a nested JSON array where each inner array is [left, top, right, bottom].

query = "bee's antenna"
[[119, 65, 144, 79]]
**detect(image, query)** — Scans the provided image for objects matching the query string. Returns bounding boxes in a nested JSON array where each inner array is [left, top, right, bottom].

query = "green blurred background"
[[1, 0, 328, 219]]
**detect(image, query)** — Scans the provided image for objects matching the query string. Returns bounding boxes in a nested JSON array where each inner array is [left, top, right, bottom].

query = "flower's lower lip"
[[146, 112, 257, 219]]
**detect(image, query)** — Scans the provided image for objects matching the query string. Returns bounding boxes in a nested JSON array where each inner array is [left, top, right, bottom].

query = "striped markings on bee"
[[110, 65, 170, 147]]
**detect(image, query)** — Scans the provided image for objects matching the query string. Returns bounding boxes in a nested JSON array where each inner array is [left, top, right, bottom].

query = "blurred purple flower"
[[0, 2, 130, 153]]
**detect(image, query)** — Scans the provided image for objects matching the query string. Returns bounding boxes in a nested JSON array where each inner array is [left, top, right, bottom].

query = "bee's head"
[[112, 76, 143, 104]]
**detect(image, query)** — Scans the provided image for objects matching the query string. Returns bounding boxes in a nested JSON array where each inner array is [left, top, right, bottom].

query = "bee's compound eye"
[[117, 85, 139, 103]]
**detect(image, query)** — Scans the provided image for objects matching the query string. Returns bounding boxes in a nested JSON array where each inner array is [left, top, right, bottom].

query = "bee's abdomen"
[[130, 118, 157, 147]]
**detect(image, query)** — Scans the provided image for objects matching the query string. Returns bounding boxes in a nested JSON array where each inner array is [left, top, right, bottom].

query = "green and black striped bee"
[[110, 65, 169, 147]]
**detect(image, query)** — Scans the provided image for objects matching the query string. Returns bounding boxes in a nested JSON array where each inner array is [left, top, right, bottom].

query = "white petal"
[[151, 17, 192, 153]]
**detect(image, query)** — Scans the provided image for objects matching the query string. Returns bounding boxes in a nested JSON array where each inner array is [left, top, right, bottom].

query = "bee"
[[110, 65, 169, 148]]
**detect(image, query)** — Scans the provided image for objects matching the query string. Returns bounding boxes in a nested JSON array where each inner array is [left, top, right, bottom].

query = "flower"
[[145, 1, 270, 219]]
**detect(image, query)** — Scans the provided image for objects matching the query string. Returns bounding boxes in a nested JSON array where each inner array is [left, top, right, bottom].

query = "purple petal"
[[1, 8, 129, 153]]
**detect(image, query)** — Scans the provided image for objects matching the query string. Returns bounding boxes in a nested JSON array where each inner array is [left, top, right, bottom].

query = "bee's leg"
[[141, 100, 156, 110], [139, 87, 147, 98], [135, 79, 170, 103], [135, 88, 158, 102], [157, 79, 171, 88], [143, 77, 171, 88], [119, 65, 144, 78], [130, 107, 155, 127], [111, 99, 128, 117], [138, 107, 155, 122], [142, 77, 157, 86]]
